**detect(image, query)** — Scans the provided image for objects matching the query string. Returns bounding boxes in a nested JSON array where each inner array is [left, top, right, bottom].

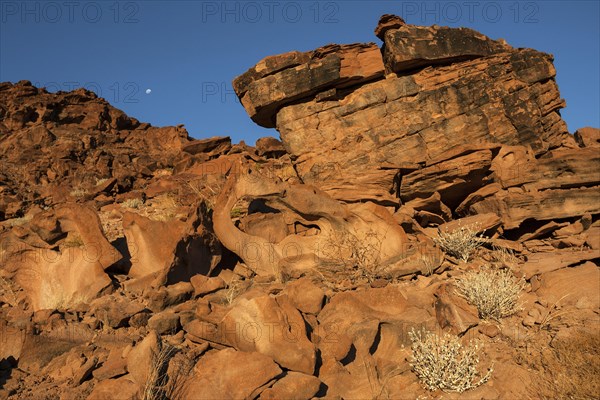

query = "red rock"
[[374, 14, 406, 41], [182, 136, 231, 156], [87, 376, 138, 400], [122, 203, 221, 286], [190, 275, 225, 297], [126, 331, 161, 389], [255, 136, 286, 158], [282, 278, 325, 315], [259, 371, 322, 400], [382, 21, 510, 72], [233, 43, 385, 128], [574, 127, 600, 148], [221, 294, 316, 374], [147, 311, 180, 335], [181, 349, 281, 399]]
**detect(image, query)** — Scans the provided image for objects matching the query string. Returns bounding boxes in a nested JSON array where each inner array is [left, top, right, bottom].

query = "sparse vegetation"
[[3, 214, 32, 227], [455, 267, 525, 320], [62, 234, 85, 248], [141, 343, 177, 400], [320, 229, 385, 284], [434, 223, 486, 262], [122, 198, 144, 209], [95, 178, 109, 186], [490, 244, 519, 266], [409, 328, 493, 393], [0, 276, 19, 307], [223, 279, 242, 305], [229, 207, 244, 218], [70, 187, 88, 198]]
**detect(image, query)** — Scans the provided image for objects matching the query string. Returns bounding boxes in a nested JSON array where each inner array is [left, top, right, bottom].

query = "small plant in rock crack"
[[434, 222, 487, 262], [409, 328, 493, 393], [455, 267, 526, 320]]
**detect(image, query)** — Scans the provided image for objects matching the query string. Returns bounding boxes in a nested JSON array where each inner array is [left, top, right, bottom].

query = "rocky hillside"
[[0, 15, 598, 400]]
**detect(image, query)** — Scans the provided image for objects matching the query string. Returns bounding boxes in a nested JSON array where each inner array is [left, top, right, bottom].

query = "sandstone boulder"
[[233, 43, 385, 128], [122, 202, 221, 286], [181, 349, 281, 399]]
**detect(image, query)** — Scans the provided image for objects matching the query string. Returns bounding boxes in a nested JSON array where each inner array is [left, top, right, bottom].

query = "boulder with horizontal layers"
[[233, 43, 385, 128]]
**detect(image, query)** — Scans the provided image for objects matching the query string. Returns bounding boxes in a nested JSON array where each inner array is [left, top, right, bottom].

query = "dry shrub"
[[528, 329, 600, 399], [409, 328, 493, 393], [319, 228, 384, 284], [455, 267, 525, 320], [141, 344, 178, 400], [122, 198, 144, 209], [434, 223, 486, 262]]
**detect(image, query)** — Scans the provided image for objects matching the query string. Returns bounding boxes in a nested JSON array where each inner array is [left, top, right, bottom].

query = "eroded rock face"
[[3, 203, 119, 311], [122, 202, 222, 287], [0, 81, 193, 219], [233, 43, 385, 128], [232, 16, 598, 235], [212, 159, 410, 279]]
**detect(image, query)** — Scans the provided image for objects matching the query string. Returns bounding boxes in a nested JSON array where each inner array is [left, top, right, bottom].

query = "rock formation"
[[0, 14, 598, 400]]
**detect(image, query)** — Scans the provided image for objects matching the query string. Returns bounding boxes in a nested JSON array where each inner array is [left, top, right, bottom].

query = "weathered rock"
[[213, 159, 410, 278], [190, 274, 225, 297], [126, 331, 161, 389], [87, 376, 138, 400], [574, 127, 600, 148], [181, 349, 281, 399], [490, 146, 600, 191], [0, 81, 194, 218], [259, 371, 322, 400], [221, 294, 316, 374], [8, 204, 118, 311], [282, 278, 326, 315], [374, 14, 406, 41], [536, 262, 600, 308], [233, 43, 385, 128], [89, 296, 146, 329], [123, 203, 221, 286], [182, 136, 231, 156], [255, 136, 286, 158], [401, 149, 494, 208], [466, 186, 600, 230], [435, 283, 480, 334], [147, 311, 180, 335], [273, 48, 568, 203], [522, 249, 600, 279], [382, 23, 510, 73]]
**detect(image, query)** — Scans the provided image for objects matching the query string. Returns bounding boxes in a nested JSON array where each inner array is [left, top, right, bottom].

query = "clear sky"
[[1, 1, 599, 144]]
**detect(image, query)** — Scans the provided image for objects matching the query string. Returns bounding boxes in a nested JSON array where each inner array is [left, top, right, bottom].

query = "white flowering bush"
[[455, 267, 525, 320], [434, 223, 486, 262], [409, 328, 493, 393]]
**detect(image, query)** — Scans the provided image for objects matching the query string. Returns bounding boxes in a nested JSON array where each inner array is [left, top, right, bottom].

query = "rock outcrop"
[[0, 14, 599, 400]]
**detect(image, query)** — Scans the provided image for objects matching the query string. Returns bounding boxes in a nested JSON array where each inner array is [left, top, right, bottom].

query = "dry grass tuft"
[[409, 328, 493, 393], [455, 267, 525, 320], [319, 228, 385, 285], [0, 276, 19, 307], [122, 198, 144, 209], [527, 329, 600, 399], [434, 223, 486, 262], [141, 343, 178, 400]]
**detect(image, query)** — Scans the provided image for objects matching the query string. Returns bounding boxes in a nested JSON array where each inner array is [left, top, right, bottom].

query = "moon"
[[145, 89, 152, 94]]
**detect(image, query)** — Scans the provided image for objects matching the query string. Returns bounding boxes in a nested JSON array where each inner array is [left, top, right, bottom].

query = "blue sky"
[[1, 1, 599, 144]]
